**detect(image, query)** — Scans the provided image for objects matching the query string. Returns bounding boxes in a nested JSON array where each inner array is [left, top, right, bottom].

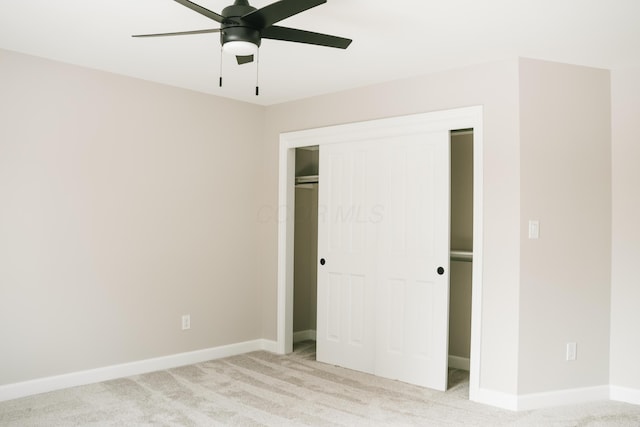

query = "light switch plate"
[[566, 342, 577, 361], [528, 220, 540, 239]]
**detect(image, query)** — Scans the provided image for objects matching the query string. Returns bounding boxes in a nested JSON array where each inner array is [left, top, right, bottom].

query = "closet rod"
[[450, 250, 473, 262], [295, 175, 319, 185]]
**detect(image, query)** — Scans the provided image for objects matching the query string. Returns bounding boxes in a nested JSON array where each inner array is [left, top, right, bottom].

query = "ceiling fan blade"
[[261, 26, 352, 49], [132, 28, 221, 38], [242, 0, 326, 29], [236, 55, 254, 65], [173, 0, 224, 23]]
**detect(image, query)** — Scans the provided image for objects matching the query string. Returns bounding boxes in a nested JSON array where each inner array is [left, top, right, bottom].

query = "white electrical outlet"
[[566, 342, 577, 361], [182, 314, 191, 330]]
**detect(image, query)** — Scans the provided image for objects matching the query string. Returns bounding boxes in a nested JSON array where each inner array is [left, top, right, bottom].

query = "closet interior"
[[293, 146, 319, 343], [448, 129, 474, 371]]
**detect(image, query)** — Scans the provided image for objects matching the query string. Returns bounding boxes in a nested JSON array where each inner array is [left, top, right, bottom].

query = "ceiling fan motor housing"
[[221, 1, 261, 48]]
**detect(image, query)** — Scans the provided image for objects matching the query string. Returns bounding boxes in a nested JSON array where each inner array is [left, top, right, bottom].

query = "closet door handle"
[[437, 266, 445, 275], [320, 258, 326, 266]]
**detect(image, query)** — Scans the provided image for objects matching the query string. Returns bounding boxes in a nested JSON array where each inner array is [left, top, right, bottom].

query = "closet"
[[291, 130, 473, 387]]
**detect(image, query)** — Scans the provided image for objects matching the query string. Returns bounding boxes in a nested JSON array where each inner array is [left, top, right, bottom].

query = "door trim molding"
[[277, 106, 484, 401]]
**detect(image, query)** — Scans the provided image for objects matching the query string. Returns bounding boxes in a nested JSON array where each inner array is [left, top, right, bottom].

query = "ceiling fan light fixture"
[[223, 40, 258, 56]]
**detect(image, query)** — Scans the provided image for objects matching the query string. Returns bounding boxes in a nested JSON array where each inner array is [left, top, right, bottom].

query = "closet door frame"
[[276, 106, 484, 401]]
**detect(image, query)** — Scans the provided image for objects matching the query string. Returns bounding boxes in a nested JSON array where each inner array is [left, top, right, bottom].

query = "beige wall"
[[610, 68, 640, 390], [0, 49, 265, 385], [517, 59, 611, 393], [260, 60, 522, 394]]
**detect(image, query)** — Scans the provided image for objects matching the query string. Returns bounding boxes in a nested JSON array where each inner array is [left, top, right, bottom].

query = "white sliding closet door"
[[316, 131, 451, 391], [316, 140, 378, 374], [375, 131, 451, 391]]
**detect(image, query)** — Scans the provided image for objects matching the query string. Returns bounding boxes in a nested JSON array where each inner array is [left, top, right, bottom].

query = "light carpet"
[[1, 341, 639, 426]]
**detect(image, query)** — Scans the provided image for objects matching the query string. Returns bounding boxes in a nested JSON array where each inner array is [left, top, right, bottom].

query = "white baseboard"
[[293, 329, 317, 343], [610, 385, 640, 405], [0, 338, 277, 403], [467, 384, 640, 412], [472, 387, 519, 411], [259, 339, 278, 353], [3, 341, 637, 412], [473, 385, 611, 412], [517, 385, 610, 411], [448, 355, 470, 371], [455, 383, 625, 412]]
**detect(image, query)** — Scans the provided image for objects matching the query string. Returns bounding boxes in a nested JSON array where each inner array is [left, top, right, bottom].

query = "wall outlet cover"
[[181, 314, 191, 330]]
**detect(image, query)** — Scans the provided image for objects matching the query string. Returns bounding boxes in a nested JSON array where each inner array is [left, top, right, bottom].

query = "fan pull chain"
[[219, 46, 223, 88], [255, 49, 260, 96]]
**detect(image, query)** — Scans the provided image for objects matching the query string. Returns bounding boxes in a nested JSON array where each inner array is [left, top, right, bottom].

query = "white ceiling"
[[1, 0, 639, 106]]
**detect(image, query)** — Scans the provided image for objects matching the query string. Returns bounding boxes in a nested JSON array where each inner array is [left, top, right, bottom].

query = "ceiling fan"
[[133, 0, 352, 78]]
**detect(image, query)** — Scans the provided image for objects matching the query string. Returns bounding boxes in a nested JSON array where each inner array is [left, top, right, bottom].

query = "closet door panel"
[[375, 131, 450, 391], [316, 141, 377, 374]]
